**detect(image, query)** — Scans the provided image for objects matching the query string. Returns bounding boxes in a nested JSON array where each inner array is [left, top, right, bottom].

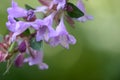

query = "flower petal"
[[76, 0, 93, 22], [7, 0, 27, 18], [38, 63, 48, 70], [11, 21, 30, 41], [35, 6, 48, 13], [24, 48, 48, 70]]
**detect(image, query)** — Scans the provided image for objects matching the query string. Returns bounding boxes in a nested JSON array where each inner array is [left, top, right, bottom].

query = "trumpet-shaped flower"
[[24, 48, 48, 70], [35, 12, 56, 42], [49, 16, 76, 49], [6, 16, 31, 41]]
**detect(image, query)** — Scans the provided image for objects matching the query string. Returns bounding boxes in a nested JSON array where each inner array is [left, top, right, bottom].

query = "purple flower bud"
[[18, 41, 26, 53], [14, 54, 24, 67]]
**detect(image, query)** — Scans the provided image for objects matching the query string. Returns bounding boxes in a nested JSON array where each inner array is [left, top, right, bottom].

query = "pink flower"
[[0, 51, 7, 62]]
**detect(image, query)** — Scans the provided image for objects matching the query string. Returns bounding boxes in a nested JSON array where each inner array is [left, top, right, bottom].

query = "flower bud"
[[14, 54, 24, 67], [0, 51, 7, 62], [18, 41, 26, 53]]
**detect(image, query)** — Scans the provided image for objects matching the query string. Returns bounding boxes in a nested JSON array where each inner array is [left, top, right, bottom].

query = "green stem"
[[8, 42, 17, 53]]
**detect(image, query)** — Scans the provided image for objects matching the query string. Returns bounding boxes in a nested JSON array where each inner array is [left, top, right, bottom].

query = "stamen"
[[24, 10, 36, 22]]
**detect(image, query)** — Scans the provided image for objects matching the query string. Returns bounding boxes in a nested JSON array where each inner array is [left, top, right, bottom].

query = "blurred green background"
[[0, 0, 120, 80]]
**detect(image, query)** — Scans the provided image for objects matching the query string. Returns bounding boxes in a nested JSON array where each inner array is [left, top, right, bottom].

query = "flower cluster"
[[0, 0, 93, 72]]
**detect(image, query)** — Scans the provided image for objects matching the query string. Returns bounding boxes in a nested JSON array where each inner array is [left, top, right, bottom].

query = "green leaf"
[[66, 2, 84, 18], [25, 4, 35, 10], [8, 42, 17, 53], [22, 29, 31, 36], [30, 38, 43, 51]]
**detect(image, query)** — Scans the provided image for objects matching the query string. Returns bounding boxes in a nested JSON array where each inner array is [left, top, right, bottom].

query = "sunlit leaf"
[[25, 4, 35, 10], [21, 29, 31, 37], [8, 42, 17, 53]]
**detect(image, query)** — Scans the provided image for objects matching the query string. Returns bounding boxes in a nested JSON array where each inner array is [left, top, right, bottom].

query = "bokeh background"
[[0, 0, 120, 80]]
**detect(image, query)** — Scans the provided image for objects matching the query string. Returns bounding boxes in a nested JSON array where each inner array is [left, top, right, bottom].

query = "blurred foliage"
[[0, 0, 120, 80]]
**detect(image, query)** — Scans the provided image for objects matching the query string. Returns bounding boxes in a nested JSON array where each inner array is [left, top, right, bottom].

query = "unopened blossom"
[[0, 51, 7, 62], [14, 53, 24, 67], [49, 16, 76, 49], [35, 12, 56, 42], [24, 48, 48, 70], [76, 0, 93, 22], [18, 40, 27, 53]]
